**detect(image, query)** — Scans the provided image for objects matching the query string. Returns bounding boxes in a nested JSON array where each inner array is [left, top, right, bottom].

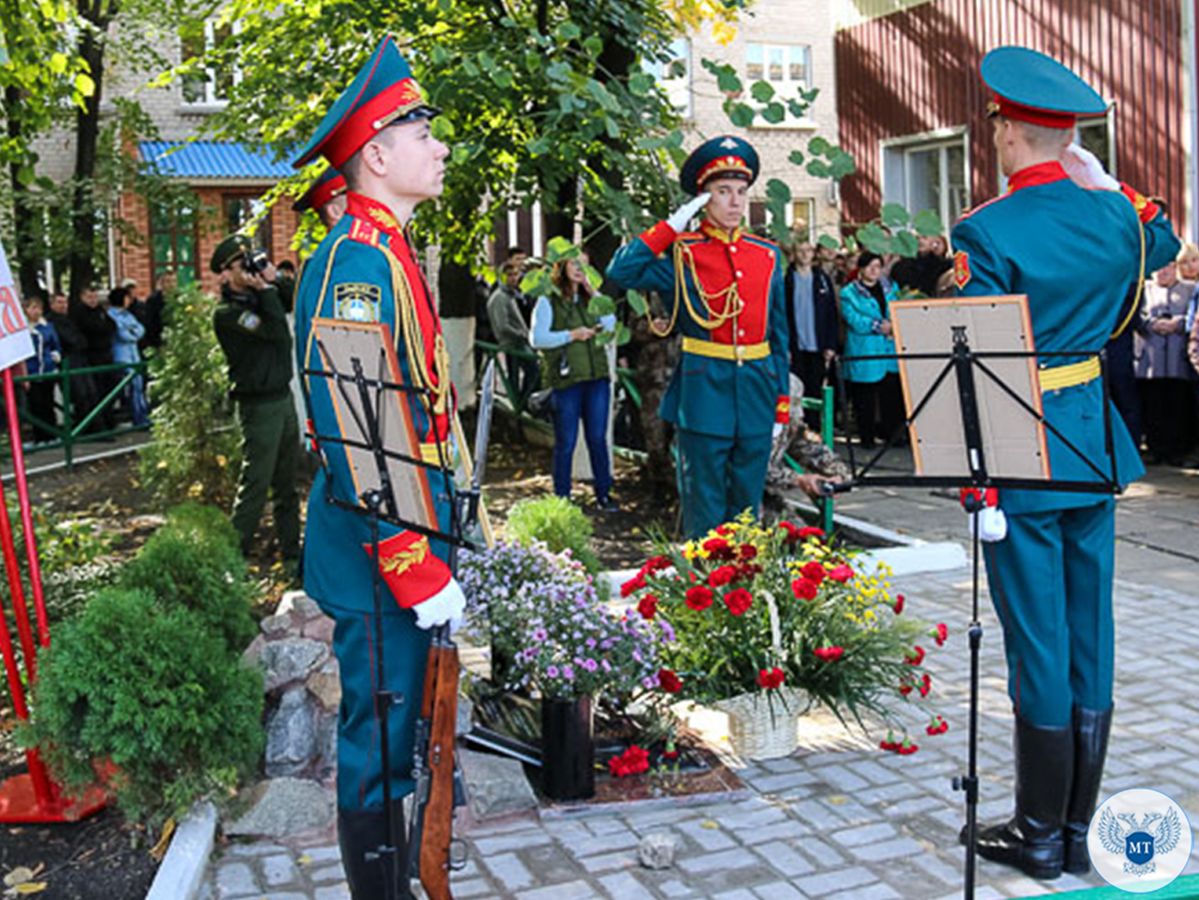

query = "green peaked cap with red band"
[[980, 46, 1107, 129], [679, 134, 759, 196], [292, 36, 439, 170], [293, 166, 346, 213]]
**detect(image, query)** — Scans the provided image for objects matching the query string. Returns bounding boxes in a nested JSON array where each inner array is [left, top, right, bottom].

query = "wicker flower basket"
[[715, 688, 809, 760]]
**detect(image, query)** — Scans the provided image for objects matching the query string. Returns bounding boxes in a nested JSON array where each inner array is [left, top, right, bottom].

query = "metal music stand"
[[835, 295, 1121, 900], [304, 317, 476, 900]]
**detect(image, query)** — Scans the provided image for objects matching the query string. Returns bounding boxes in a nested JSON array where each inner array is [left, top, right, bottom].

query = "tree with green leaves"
[[0, 0, 95, 295]]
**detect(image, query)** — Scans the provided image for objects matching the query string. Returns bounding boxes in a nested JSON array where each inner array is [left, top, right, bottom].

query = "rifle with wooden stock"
[[409, 361, 496, 900]]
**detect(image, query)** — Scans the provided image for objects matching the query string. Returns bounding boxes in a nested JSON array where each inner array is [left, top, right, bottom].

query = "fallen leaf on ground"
[[8, 884, 48, 896], [700, 819, 719, 830], [149, 817, 176, 861]]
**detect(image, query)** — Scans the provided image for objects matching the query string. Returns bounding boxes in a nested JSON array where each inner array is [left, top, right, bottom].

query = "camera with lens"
[[242, 247, 271, 276]]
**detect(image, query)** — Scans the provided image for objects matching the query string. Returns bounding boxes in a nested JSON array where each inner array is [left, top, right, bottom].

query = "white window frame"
[[642, 37, 691, 119], [745, 42, 815, 129], [881, 127, 971, 231], [181, 19, 241, 109]]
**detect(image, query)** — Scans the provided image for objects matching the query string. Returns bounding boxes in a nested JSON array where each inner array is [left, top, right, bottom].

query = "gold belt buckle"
[[735, 344, 745, 365]]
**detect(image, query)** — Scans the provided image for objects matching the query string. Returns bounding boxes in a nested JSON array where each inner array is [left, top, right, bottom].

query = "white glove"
[[969, 507, 1008, 543], [1061, 144, 1119, 192], [772, 422, 784, 441], [414, 578, 467, 632], [666, 192, 711, 232]]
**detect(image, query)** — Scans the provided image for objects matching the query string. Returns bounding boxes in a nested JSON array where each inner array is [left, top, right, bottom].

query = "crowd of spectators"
[[16, 271, 178, 445]]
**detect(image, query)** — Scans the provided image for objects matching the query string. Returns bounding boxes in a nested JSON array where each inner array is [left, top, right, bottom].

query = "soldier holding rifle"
[[292, 37, 465, 899]]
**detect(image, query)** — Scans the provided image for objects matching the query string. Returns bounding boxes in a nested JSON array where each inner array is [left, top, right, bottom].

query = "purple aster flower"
[[583, 658, 598, 672], [562, 665, 575, 680], [546, 665, 560, 678], [532, 627, 548, 643]]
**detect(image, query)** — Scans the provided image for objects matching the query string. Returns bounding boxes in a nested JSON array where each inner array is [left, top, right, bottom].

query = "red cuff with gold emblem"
[[640, 221, 678, 257], [775, 395, 790, 425], [1119, 184, 1160, 224], [959, 487, 999, 509], [363, 530, 451, 609]]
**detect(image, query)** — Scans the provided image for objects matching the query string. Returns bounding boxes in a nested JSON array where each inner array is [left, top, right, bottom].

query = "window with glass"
[[1076, 113, 1115, 176], [745, 43, 811, 125], [882, 135, 969, 231], [180, 19, 239, 107], [150, 199, 199, 286], [223, 195, 271, 254], [642, 38, 691, 117]]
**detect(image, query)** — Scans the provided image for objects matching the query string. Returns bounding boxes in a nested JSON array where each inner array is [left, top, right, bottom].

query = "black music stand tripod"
[[836, 326, 1120, 900]]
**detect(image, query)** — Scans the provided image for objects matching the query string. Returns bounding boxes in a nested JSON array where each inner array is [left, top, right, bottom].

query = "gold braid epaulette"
[[671, 239, 743, 331], [380, 535, 429, 577], [383, 245, 451, 418]]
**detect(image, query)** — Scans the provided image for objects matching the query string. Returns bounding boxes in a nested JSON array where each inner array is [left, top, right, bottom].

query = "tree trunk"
[[66, 4, 111, 307], [5, 86, 44, 298], [584, 38, 636, 273]]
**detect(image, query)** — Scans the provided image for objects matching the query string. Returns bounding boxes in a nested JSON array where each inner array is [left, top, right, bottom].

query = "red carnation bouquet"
[[625, 512, 950, 752]]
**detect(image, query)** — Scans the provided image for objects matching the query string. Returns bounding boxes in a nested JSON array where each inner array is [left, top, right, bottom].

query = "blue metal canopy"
[[139, 141, 292, 180]]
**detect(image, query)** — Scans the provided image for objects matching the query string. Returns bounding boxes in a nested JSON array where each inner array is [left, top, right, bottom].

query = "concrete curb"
[[145, 801, 217, 900]]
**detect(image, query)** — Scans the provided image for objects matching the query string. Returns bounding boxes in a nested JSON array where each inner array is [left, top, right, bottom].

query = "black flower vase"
[[540, 695, 595, 801]]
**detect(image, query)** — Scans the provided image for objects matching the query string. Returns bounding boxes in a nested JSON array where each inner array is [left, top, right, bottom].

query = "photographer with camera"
[[211, 234, 301, 574]]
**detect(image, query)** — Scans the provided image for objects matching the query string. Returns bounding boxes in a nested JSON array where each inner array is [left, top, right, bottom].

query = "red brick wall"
[[114, 183, 300, 297]]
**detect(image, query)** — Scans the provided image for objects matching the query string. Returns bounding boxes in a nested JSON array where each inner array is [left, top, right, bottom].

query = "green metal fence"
[[11, 360, 151, 468], [476, 340, 836, 532]]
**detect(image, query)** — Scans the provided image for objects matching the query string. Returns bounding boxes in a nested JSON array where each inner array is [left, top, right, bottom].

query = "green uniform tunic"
[[212, 283, 300, 559]]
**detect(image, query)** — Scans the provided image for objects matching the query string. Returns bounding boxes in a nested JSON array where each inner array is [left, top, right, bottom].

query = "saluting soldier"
[[607, 136, 790, 538], [291, 37, 464, 899], [210, 234, 301, 570], [952, 47, 1179, 880]]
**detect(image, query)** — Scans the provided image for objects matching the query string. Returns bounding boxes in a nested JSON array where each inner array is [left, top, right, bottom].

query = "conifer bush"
[[506, 495, 600, 574], [139, 282, 241, 506], [25, 587, 264, 823], [118, 503, 256, 653]]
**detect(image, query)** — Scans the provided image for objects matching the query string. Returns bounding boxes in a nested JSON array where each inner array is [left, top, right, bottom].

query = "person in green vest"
[[529, 252, 617, 511]]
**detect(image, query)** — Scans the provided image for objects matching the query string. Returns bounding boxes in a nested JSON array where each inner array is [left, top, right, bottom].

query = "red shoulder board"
[[348, 218, 382, 247]]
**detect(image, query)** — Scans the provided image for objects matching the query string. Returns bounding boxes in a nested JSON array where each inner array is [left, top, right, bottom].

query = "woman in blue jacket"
[[840, 252, 903, 447], [107, 286, 148, 426]]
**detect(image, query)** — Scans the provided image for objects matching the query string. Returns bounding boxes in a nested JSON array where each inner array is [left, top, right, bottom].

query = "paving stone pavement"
[[202, 552, 1199, 899]]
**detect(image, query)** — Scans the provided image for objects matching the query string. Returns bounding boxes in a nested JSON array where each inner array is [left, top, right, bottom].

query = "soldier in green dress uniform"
[[952, 46, 1180, 880]]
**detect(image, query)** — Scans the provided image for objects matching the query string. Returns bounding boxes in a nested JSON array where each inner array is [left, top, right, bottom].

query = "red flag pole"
[[3, 369, 49, 646], [0, 365, 105, 822]]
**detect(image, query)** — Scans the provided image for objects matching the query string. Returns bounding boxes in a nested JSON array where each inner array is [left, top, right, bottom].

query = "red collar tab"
[[990, 94, 1077, 130], [1008, 160, 1069, 193], [346, 192, 406, 242], [700, 218, 742, 244]]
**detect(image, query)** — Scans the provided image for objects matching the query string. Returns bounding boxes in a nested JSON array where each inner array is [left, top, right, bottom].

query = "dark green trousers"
[[231, 394, 300, 559], [676, 428, 773, 538]]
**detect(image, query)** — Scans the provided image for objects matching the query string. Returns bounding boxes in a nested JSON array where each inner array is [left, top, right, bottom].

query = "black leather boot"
[[1063, 706, 1113, 874], [337, 803, 414, 900], [961, 717, 1073, 880]]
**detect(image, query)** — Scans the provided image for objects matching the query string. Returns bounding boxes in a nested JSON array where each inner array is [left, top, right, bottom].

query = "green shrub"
[[139, 283, 242, 506], [118, 505, 256, 653], [24, 587, 264, 824], [506, 496, 600, 573]]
